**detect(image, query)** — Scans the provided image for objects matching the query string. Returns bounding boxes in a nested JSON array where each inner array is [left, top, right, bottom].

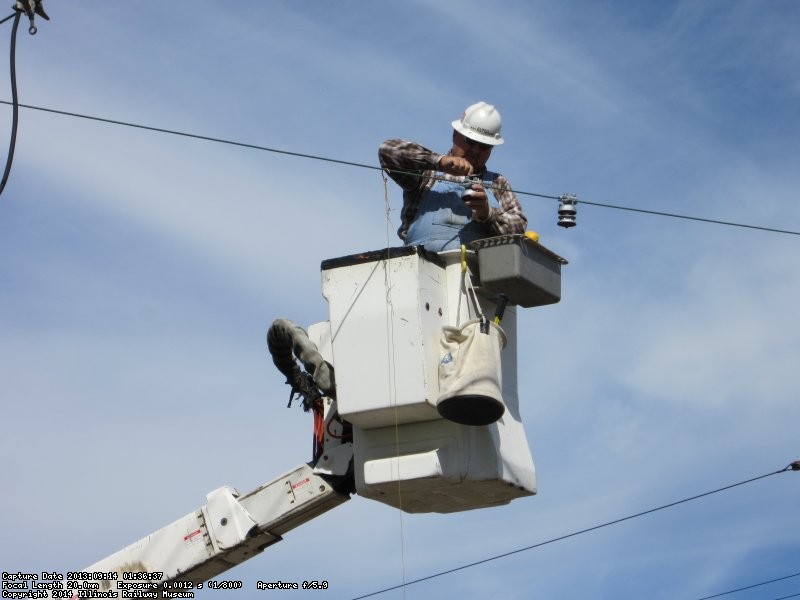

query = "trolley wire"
[[696, 572, 800, 600], [572, 197, 800, 236], [350, 461, 799, 599], [1, 99, 799, 237], [0, 99, 380, 172]]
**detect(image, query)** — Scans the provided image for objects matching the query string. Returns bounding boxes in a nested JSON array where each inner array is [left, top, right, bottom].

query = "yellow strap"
[[460, 244, 467, 273]]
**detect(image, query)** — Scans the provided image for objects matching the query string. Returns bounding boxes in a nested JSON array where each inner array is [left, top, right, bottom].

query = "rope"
[[381, 170, 407, 596], [459, 244, 485, 327]]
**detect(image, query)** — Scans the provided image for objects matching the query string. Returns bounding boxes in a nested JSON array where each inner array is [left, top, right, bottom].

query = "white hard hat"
[[451, 101, 504, 146]]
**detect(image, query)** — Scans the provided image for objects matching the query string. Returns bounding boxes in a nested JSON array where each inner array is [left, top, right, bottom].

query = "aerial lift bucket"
[[310, 235, 566, 513]]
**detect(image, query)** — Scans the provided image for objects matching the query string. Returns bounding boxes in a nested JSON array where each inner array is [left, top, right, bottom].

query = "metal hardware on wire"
[[558, 193, 578, 228], [13, 0, 48, 35]]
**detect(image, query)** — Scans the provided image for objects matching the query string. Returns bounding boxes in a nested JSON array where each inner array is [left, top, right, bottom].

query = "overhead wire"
[[696, 571, 800, 600], [571, 197, 800, 237], [0, 99, 381, 172], [1, 100, 799, 237], [350, 460, 799, 599]]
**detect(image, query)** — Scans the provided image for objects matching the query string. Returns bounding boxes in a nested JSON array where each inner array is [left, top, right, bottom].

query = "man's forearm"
[[378, 139, 441, 191]]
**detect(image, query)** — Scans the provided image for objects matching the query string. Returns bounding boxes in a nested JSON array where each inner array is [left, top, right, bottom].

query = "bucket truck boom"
[[60, 235, 565, 596]]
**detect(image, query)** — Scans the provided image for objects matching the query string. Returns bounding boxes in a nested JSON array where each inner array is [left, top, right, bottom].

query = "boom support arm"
[[81, 464, 349, 591]]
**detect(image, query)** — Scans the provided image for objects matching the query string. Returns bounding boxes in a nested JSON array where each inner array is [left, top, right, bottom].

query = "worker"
[[379, 101, 527, 252]]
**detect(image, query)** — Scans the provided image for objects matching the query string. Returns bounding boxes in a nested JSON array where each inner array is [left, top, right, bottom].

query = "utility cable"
[[696, 572, 800, 600], [0, 99, 381, 172], [1, 100, 799, 237], [0, 12, 21, 196], [351, 461, 799, 599], [571, 197, 800, 237]]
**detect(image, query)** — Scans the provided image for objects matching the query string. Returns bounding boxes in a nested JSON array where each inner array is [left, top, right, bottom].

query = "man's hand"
[[439, 155, 473, 176], [463, 184, 491, 221]]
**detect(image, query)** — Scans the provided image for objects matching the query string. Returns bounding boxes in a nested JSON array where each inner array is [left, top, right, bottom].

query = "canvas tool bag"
[[436, 315, 507, 426]]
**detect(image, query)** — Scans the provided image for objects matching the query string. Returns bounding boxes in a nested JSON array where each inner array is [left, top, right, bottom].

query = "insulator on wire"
[[558, 194, 578, 228]]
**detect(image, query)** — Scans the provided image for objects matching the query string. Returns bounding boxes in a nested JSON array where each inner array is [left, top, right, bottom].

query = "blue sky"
[[1, 1, 798, 598]]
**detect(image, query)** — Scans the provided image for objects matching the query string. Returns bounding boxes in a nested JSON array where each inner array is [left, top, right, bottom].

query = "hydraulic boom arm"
[[79, 463, 349, 592]]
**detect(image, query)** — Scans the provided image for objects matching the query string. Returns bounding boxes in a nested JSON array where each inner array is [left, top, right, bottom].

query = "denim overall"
[[405, 176, 493, 253]]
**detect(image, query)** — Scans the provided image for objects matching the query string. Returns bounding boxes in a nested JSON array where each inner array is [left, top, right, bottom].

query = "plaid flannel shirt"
[[378, 138, 527, 241]]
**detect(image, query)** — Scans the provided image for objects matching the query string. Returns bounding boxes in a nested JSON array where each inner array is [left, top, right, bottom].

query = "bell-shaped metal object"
[[558, 194, 577, 228]]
